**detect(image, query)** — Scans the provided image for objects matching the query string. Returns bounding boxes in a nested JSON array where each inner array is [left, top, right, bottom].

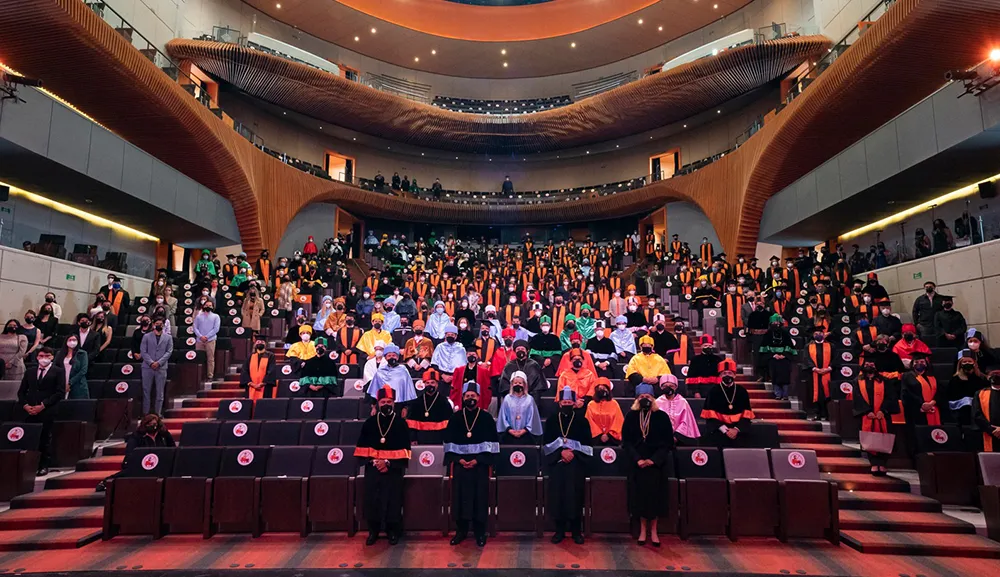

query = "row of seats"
[[431, 94, 573, 114], [101, 445, 838, 542]]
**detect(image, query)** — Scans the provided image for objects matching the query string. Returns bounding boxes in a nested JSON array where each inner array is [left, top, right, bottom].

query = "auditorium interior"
[[3, 0, 1000, 575]]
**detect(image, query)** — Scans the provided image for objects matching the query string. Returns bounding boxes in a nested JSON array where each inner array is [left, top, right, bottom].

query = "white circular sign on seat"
[[186, 337, 196, 346], [271, 309, 280, 317], [229, 308, 237, 316], [708, 309, 718, 317], [121, 365, 134, 376], [115, 382, 129, 394], [840, 367, 854, 377], [184, 284, 192, 290], [840, 382, 853, 395], [339, 365, 350, 375], [314, 422, 329, 437], [289, 381, 301, 393], [300, 400, 314, 413], [791, 317, 800, 325], [842, 337, 852, 347], [354, 381, 364, 391], [233, 317, 242, 325], [787, 451, 806, 469], [237, 449, 254, 466], [789, 328, 799, 337], [714, 302, 722, 308], [185, 350, 197, 360], [141, 453, 159, 470], [228, 300, 235, 307], [510, 451, 526, 468], [184, 308, 193, 316], [184, 291, 192, 298], [229, 400, 243, 413], [6, 426, 25, 443], [841, 327, 851, 335], [841, 352, 853, 362], [691, 450, 709, 467], [282, 365, 293, 375], [415, 380, 425, 391], [419, 451, 436, 467], [236, 327, 245, 335], [138, 306, 147, 314], [600, 447, 617, 464], [140, 298, 149, 305], [329, 351, 338, 361], [931, 428, 949, 444], [681, 366, 689, 376], [232, 423, 248, 437], [187, 327, 195, 335], [327, 447, 343, 464]]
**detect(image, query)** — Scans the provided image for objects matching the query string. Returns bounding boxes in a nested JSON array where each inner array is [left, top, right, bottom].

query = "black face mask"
[[379, 405, 394, 416], [641, 347, 653, 354], [467, 356, 478, 365], [424, 385, 437, 396], [464, 398, 478, 409], [24, 316, 34, 324], [255, 343, 266, 351], [863, 366, 876, 375], [560, 405, 574, 415], [572, 342, 581, 349], [154, 325, 164, 332], [516, 350, 527, 360], [316, 347, 327, 356], [387, 357, 399, 367], [3, 325, 16, 334], [446, 336, 456, 344], [373, 323, 383, 330], [503, 339, 513, 347], [347, 320, 355, 327], [565, 323, 576, 331], [638, 398, 652, 410], [903, 334, 915, 342], [596, 389, 611, 401], [962, 365, 974, 374], [79, 321, 91, 329], [943, 303, 953, 310], [876, 343, 888, 352], [721, 375, 735, 386], [662, 386, 677, 397], [512, 385, 524, 394]]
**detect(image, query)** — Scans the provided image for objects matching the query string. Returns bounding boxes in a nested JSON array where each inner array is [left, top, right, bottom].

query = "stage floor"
[[1, 534, 998, 576]]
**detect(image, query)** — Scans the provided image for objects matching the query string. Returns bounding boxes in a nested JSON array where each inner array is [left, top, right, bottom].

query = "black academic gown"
[[852, 376, 899, 465], [405, 390, 452, 444], [621, 409, 674, 520], [701, 383, 754, 447], [354, 411, 412, 532], [972, 387, 1000, 452], [585, 335, 618, 378], [239, 351, 278, 399], [542, 408, 593, 527], [299, 354, 342, 397], [445, 407, 499, 529]]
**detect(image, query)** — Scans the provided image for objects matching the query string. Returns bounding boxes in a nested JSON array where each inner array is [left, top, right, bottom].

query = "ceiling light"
[[713, 3, 718, 8], [414, 57, 420, 62], [683, 124, 687, 128], [371, 27, 377, 34], [501, 48, 507, 55], [352, 137, 356, 141], [319, 126, 322, 129], [431, 49, 437, 55], [717, 110, 721, 114], [991, 48, 1000, 62], [638, 19, 643, 25], [503, 62, 508, 68], [282, 111, 286, 115], [354, 36, 359, 42], [570, 42, 576, 48], [276, 3, 281, 8], [658, 26, 663, 31]]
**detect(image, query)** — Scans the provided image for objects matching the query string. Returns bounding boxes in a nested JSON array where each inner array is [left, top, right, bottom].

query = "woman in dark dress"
[[621, 383, 675, 547]]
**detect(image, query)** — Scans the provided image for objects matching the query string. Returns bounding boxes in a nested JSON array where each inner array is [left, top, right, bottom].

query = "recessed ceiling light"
[[586, 151, 590, 154], [319, 126, 322, 129], [276, 3, 281, 8], [616, 144, 619, 148], [503, 62, 508, 67], [638, 18, 643, 24], [570, 42, 576, 48], [714, 3, 718, 8], [683, 124, 687, 128], [371, 27, 377, 34], [414, 57, 420, 62], [352, 137, 356, 141], [354, 36, 359, 42], [431, 49, 437, 55], [717, 110, 721, 114], [421, 152, 425, 156], [501, 48, 507, 55], [282, 111, 286, 115], [658, 25, 663, 31]]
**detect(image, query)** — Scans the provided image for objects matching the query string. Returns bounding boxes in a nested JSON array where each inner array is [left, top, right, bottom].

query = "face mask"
[[875, 343, 887, 352], [24, 316, 34, 324], [943, 303, 953, 310], [387, 357, 399, 367], [464, 398, 478, 410], [962, 364, 974, 374], [255, 343, 266, 352], [662, 386, 677, 397], [512, 385, 525, 394], [703, 347, 715, 355], [66, 339, 78, 349], [903, 334, 915, 342], [446, 336, 456, 344], [37, 357, 53, 368], [814, 334, 824, 342], [467, 355, 478, 365], [379, 405, 394, 416], [79, 320, 91, 329], [346, 320, 355, 327], [641, 346, 653, 355], [775, 292, 783, 298], [638, 398, 652, 410], [926, 287, 934, 294], [881, 309, 890, 317], [596, 389, 611, 401], [541, 326, 551, 334], [300, 334, 311, 342], [516, 350, 527, 360], [913, 362, 927, 373], [969, 342, 981, 351], [560, 405, 574, 415]]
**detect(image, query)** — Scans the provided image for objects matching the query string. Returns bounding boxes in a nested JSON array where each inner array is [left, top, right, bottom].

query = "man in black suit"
[[73, 313, 101, 364], [16, 347, 65, 476]]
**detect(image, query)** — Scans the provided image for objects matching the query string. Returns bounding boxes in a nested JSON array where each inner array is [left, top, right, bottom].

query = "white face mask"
[[436, 307, 444, 314], [628, 306, 638, 312], [66, 339, 78, 349], [617, 324, 627, 330], [300, 334, 311, 342], [38, 358, 52, 368], [541, 326, 551, 334], [459, 322, 468, 330], [595, 332, 604, 340], [969, 341, 981, 351], [156, 297, 164, 303]]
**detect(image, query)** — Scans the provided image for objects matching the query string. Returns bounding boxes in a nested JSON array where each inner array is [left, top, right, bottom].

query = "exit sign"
[[913, 272, 922, 280], [0, 207, 10, 214], [65, 274, 75, 281]]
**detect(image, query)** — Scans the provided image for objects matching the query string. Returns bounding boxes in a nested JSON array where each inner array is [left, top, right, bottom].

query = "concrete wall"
[[666, 201, 721, 250], [0, 245, 153, 324], [107, 0, 816, 100], [864, 238, 1000, 344], [276, 203, 338, 259]]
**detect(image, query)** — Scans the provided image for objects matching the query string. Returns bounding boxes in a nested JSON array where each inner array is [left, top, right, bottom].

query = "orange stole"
[[916, 375, 941, 426], [858, 379, 887, 433], [979, 389, 994, 452], [808, 342, 831, 402], [248, 353, 270, 401]]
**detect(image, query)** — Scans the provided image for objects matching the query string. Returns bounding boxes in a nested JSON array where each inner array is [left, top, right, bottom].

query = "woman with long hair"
[[55, 334, 89, 399], [947, 351, 988, 426], [0, 319, 28, 381]]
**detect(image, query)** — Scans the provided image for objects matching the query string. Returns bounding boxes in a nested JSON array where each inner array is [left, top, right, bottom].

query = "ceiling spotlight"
[[276, 3, 281, 8], [503, 62, 508, 67], [414, 57, 420, 62], [319, 126, 323, 129], [501, 48, 507, 55], [638, 18, 643, 25], [570, 42, 576, 48], [282, 111, 286, 115], [658, 26, 663, 31], [371, 27, 377, 34], [431, 49, 437, 55], [352, 137, 356, 140], [991, 48, 1000, 62], [683, 124, 687, 128], [717, 110, 721, 114], [713, 3, 718, 8], [354, 36, 360, 42]]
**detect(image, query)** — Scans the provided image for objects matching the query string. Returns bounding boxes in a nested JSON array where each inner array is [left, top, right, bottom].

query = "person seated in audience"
[[528, 316, 562, 377], [405, 369, 453, 442], [499, 339, 546, 402], [363, 341, 388, 386], [892, 323, 931, 368], [933, 294, 966, 348], [403, 319, 434, 370], [356, 385, 411, 546], [497, 371, 543, 444], [299, 338, 341, 397], [700, 359, 753, 448], [622, 383, 674, 547], [948, 350, 987, 427], [760, 314, 796, 401], [556, 332, 595, 376], [647, 315, 679, 358], [357, 312, 391, 358], [585, 378, 623, 446], [432, 324, 467, 374], [16, 346, 64, 476], [557, 348, 596, 407], [456, 318, 476, 350], [576, 304, 597, 341], [543, 386, 592, 545], [366, 343, 416, 414], [323, 297, 349, 335], [585, 320, 616, 378], [95, 413, 175, 492], [854, 360, 898, 476], [965, 329, 998, 372], [241, 337, 278, 401], [972, 370, 1000, 452], [655, 374, 700, 445], [624, 335, 671, 397], [287, 325, 318, 368], [686, 335, 722, 398]]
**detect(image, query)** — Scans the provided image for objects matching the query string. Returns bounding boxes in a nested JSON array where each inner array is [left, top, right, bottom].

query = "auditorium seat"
[[260, 446, 313, 534], [301, 420, 341, 445], [209, 446, 270, 536], [103, 447, 176, 538], [914, 425, 977, 505], [403, 445, 448, 534], [308, 446, 357, 534], [179, 421, 220, 446], [770, 449, 838, 544], [746, 421, 780, 448], [219, 420, 261, 446], [325, 398, 360, 420], [289, 397, 325, 420], [252, 399, 289, 420], [676, 447, 727, 538], [163, 447, 222, 534], [50, 399, 98, 467], [339, 420, 364, 445], [493, 446, 542, 535], [724, 448, 778, 540], [98, 379, 141, 438], [585, 445, 631, 534], [259, 420, 303, 446], [0, 422, 42, 501], [276, 379, 304, 397], [979, 453, 1000, 543], [217, 398, 253, 421]]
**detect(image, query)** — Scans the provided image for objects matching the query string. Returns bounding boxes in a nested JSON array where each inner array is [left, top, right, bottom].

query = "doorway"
[[650, 149, 680, 182], [325, 151, 355, 183]]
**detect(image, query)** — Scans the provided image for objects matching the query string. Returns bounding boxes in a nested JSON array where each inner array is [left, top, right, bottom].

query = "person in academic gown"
[[972, 370, 1000, 452], [529, 317, 563, 377], [354, 385, 412, 545], [624, 335, 671, 397], [802, 325, 834, 418], [655, 374, 700, 445], [853, 361, 899, 475], [685, 335, 723, 398], [585, 378, 624, 445], [760, 314, 796, 401], [299, 338, 341, 397], [621, 383, 675, 547], [700, 359, 754, 447], [240, 337, 278, 401], [366, 344, 417, 413], [543, 386, 593, 544], [948, 350, 988, 427], [586, 321, 618, 378], [901, 351, 945, 426], [499, 340, 547, 401], [497, 371, 543, 444], [405, 368, 453, 444], [445, 381, 500, 547]]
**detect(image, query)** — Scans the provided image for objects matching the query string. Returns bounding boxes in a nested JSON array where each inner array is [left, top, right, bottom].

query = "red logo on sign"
[[691, 450, 708, 466], [272, 309, 279, 317], [186, 337, 196, 346], [788, 452, 805, 469], [233, 317, 241, 325], [510, 450, 526, 468], [840, 367, 853, 377], [300, 400, 314, 413], [842, 352, 853, 362], [185, 350, 197, 361], [419, 451, 435, 467], [681, 366, 689, 376], [314, 422, 329, 436], [842, 337, 852, 347], [229, 400, 243, 413], [6, 426, 24, 443], [840, 382, 853, 395], [282, 365, 293, 375], [142, 453, 159, 470], [115, 382, 129, 394], [232, 423, 248, 437], [237, 449, 254, 466], [600, 448, 617, 464], [354, 380, 363, 391], [339, 365, 350, 375], [931, 428, 949, 444], [327, 448, 343, 464], [329, 350, 338, 361], [121, 364, 133, 375], [236, 327, 245, 335]]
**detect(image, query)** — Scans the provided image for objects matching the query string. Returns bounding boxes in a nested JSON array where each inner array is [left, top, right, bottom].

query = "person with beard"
[[625, 335, 671, 397], [405, 369, 453, 444], [622, 383, 675, 547], [500, 339, 547, 401], [450, 350, 493, 413], [853, 360, 898, 476], [701, 359, 754, 448], [445, 381, 500, 547], [586, 320, 617, 378], [649, 314, 679, 357], [497, 371, 543, 444], [299, 338, 341, 397], [803, 325, 834, 419], [529, 317, 562, 377], [760, 314, 796, 401], [655, 374, 700, 445], [685, 335, 723, 398], [557, 348, 596, 407], [972, 370, 1000, 452], [585, 378, 624, 445], [948, 351, 988, 427], [240, 337, 278, 401], [355, 385, 412, 545], [366, 344, 416, 414], [543, 386, 593, 544]]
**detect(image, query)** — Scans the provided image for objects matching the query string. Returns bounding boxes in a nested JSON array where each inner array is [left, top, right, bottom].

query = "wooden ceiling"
[[167, 35, 830, 154], [241, 0, 752, 78], [0, 0, 997, 263]]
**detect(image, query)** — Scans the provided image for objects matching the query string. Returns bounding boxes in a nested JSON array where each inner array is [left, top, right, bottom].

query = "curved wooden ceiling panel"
[[167, 35, 830, 154]]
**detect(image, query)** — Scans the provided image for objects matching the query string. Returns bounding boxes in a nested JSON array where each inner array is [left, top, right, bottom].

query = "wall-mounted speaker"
[[979, 181, 997, 199]]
